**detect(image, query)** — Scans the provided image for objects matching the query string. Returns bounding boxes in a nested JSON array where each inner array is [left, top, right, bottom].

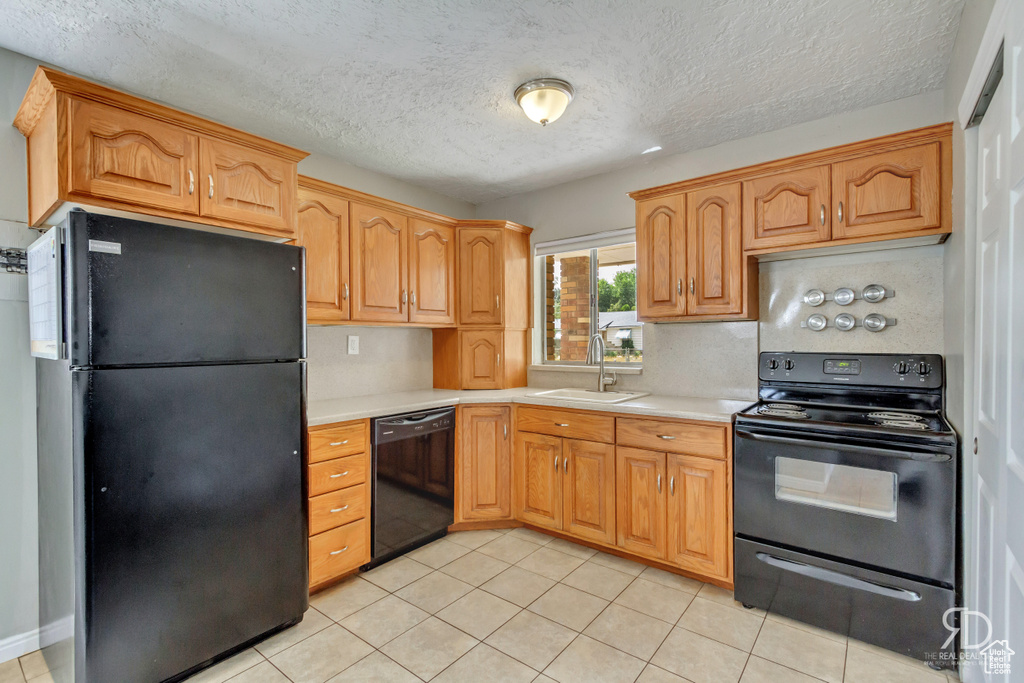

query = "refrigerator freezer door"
[[65, 211, 304, 367], [74, 362, 307, 683]]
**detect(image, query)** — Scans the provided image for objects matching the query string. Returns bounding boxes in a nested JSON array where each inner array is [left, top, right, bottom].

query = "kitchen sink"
[[530, 388, 650, 404]]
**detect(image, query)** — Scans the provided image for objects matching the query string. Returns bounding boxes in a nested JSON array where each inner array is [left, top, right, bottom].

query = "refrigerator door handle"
[[755, 552, 921, 602]]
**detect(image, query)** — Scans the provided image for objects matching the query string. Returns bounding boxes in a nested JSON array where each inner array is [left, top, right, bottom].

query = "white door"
[[970, 5, 1024, 680]]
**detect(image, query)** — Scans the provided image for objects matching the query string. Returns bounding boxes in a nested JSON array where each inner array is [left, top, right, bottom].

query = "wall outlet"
[[347, 335, 359, 355]]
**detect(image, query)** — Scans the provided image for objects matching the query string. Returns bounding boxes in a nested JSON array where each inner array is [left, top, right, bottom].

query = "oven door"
[[734, 426, 956, 585]]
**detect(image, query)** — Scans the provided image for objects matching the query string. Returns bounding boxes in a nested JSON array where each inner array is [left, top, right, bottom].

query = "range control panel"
[[760, 352, 943, 389]]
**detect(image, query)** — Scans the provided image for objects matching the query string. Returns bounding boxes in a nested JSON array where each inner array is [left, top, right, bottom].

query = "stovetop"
[[735, 400, 956, 443]]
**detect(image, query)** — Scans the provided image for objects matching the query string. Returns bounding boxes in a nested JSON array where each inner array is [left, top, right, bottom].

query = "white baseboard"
[[0, 617, 74, 665]]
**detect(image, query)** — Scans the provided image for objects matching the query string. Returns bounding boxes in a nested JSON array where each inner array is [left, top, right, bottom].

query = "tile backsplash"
[[306, 326, 433, 402], [758, 244, 944, 354]]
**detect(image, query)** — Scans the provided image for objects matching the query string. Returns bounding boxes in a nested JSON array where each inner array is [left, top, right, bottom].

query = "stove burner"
[[868, 412, 925, 422], [765, 403, 805, 411], [878, 420, 930, 431], [757, 407, 810, 418]]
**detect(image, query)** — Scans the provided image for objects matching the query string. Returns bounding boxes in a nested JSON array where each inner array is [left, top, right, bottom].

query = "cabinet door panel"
[[297, 188, 349, 323], [410, 219, 455, 324], [350, 203, 408, 322], [742, 165, 830, 249], [460, 329, 503, 390], [687, 182, 743, 315], [563, 439, 616, 545], [200, 138, 296, 236], [615, 447, 666, 559], [831, 142, 941, 239], [514, 432, 562, 530], [69, 98, 200, 215], [667, 454, 729, 580], [459, 406, 512, 521], [458, 228, 503, 325], [636, 195, 687, 318]]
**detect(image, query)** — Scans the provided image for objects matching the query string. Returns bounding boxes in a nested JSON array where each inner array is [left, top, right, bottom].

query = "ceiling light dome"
[[515, 78, 574, 126]]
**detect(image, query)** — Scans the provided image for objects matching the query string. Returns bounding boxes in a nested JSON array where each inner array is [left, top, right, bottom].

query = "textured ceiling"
[[0, 0, 965, 204]]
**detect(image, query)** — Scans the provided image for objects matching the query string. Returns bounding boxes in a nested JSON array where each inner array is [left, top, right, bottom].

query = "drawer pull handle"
[[554, 455, 559, 470], [670, 476, 675, 495], [555, 423, 569, 427], [564, 457, 568, 473], [658, 435, 676, 440], [330, 440, 349, 446], [329, 471, 350, 479], [657, 473, 662, 493], [330, 505, 349, 513], [330, 546, 349, 556]]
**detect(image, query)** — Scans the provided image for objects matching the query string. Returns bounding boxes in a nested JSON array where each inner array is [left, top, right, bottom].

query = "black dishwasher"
[[369, 408, 456, 568]]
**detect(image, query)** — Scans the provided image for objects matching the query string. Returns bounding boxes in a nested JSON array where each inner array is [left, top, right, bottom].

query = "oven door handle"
[[734, 429, 951, 462], [755, 552, 922, 602]]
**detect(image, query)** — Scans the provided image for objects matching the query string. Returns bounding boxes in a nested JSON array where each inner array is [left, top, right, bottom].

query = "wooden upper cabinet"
[[459, 227, 504, 325], [562, 439, 616, 545], [742, 165, 831, 250], [458, 405, 511, 521], [514, 431, 562, 530], [459, 329, 503, 390], [200, 138, 297, 237], [297, 187, 349, 323], [68, 98, 200, 215], [667, 454, 730, 581], [350, 202, 409, 323], [409, 219, 455, 325], [686, 182, 743, 316], [636, 195, 687, 319], [615, 447, 666, 560], [831, 142, 941, 239]]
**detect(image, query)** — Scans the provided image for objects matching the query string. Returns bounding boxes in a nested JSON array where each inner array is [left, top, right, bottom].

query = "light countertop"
[[307, 388, 753, 426]]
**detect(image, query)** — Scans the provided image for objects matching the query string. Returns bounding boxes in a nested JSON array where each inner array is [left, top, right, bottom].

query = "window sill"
[[530, 364, 643, 375]]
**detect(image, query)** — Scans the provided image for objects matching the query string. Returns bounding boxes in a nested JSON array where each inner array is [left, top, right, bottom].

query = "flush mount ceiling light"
[[515, 78, 574, 126]]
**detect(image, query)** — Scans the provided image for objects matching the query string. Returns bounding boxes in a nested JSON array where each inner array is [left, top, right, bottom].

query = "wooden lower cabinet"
[[458, 405, 512, 522], [562, 439, 616, 545], [307, 419, 371, 591], [666, 454, 730, 581], [616, 447, 667, 560], [514, 431, 564, 530]]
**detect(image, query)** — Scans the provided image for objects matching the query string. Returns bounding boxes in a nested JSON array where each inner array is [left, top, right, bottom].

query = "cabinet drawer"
[[309, 422, 367, 463], [616, 418, 727, 459], [308, 454, 366, 496], [309, 519, 368, 586], [309, 484, 366, 535], [516, 406, 615, 443]]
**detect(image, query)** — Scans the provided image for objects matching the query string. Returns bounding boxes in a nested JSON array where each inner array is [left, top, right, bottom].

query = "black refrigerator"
[[30, 211, 308, 683]]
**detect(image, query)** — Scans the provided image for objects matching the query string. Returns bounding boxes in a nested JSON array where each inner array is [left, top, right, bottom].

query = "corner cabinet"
[[433, 220, 532, 390], [636, 182, 756, 322], [15, 67, 307, 237], [457, 405, 512, 522]]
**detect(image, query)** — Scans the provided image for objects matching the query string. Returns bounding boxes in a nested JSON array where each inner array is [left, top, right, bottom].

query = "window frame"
[[537, 238, 642, 369]]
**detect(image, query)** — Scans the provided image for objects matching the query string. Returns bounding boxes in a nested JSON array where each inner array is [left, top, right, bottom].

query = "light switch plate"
[[347, 335, 359, 355]]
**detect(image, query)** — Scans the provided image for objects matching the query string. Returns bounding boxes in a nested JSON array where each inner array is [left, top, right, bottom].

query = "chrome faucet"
[[586, 333, 616, 392]]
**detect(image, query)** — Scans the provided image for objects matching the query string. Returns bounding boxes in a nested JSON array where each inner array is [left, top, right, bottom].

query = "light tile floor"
[[5, 528, 962, 683]]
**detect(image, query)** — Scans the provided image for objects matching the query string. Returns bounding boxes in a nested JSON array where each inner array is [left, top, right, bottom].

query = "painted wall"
[[0, 44, 469, 661], [496, 91, 949, 399]]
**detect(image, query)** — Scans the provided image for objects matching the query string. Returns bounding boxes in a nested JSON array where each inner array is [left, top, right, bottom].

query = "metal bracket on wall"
[[0, 248, 27, 274]]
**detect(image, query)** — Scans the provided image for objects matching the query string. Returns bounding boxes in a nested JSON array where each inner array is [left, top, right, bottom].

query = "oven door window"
[[775, 458, 897, 521]]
